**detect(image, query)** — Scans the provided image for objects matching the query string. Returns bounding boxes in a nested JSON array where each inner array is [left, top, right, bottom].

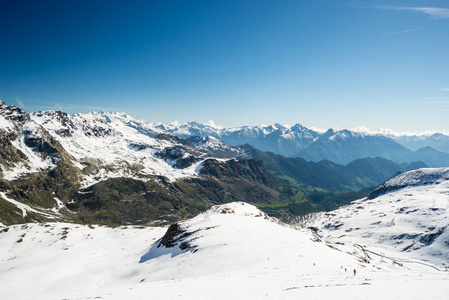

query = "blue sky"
[[1, 0, 448, 131]]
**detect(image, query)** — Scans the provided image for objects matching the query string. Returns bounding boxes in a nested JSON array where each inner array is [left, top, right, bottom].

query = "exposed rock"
[[157, 223, 197, 251]]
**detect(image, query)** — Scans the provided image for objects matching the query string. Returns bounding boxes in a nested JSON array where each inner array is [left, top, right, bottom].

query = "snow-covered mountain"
[[0, 102, 233, 187], [2, 99, 449, 226], [218, 123, 321, 157], [392, 133, 449, 153], [2, 101, 275, 225], [296, 129, 412, 165], [350, 127, 449, 153], [2, 202, 447, 300], [79, 112, 321, 157], [0, 101, 261, 188], [310, 167, 449, 269], [79, 111, 449, 167], [31, 110, 246, 187], [0, 101, 62, 181], [295, 129, 449, 167]]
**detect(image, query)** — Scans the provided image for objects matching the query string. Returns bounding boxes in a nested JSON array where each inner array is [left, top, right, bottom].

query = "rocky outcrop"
[[155, 146, 202, 169], [157, 223, 197, 251]]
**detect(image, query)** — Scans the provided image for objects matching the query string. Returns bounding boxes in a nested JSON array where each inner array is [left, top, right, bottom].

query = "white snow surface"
[[0, 114, 14, 130], [2, 120, 58, 181], [310, 168, 449, 269], [1, 202, 449, 299], [380, 167, 449, 188], [30, 111, 207, 187]]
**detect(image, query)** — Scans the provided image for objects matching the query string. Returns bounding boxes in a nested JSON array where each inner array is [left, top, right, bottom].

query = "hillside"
[[310, 168, 449, 268], [0, 101, 439, 226], [246, 145, 426, 193], [2, 202, 448, 299], [0, 101, 288, 225]]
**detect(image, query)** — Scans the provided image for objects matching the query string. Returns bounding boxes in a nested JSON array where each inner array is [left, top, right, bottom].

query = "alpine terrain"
[[1, 101, 449, 299], [1, 202, 449, 299], [310, 168, 449, 269], [0, 100, 430, 225], [81, 111, 449, 167]]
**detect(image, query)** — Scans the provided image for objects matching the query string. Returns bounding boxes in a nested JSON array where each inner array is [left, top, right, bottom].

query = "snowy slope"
[[1, 202, 448, 300], [1, 105, 244, 188], [0, 223, 166, 297], [79, 112, 321, 157], [372, 167, 449, 193], [30, 111, 215, 188], [310, 168, 449, 269], [0, 101, 60, 180]]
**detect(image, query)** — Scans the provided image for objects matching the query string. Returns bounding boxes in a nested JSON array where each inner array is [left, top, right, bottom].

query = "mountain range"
[[0, 99, 446, 226], [2, 100, 449, 298], [80, 111, 449, 167], [1, 101, 273, 225]]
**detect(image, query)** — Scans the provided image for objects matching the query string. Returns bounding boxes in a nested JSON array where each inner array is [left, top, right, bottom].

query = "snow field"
[[2, 202, 448, 300], [0, 223, 166, 297], [312, 168, 449, 269]]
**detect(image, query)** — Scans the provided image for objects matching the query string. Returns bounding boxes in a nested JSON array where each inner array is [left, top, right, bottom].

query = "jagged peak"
[[0, 101, 29, 123], [290, 123, 306, 131]]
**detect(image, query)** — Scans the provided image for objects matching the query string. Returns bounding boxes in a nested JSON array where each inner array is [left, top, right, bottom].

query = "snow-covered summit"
[[0, 106, 63, 180], [30, 110, 219, 187], [0, 100, 29, 130], [70, 110, 323, 157], [137, 201, 375, 285], [383, 167, 449, 188], [311, 167, 449, 269], [202, 201, 270, 218], [79, 111, 135, 123], [368, 167, 449, 199]]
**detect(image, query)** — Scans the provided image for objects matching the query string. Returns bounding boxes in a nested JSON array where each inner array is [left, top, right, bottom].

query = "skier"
[[353, 269, 356, 276]]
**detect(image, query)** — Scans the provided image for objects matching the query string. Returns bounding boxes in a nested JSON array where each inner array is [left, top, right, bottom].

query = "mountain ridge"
[[77, 110, 449, 167], [311, 167, 449, 268], [0, 101, 442, 226]]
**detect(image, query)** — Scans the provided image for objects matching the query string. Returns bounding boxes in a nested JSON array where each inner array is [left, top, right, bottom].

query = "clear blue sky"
[[1, 0, 448, 131]]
